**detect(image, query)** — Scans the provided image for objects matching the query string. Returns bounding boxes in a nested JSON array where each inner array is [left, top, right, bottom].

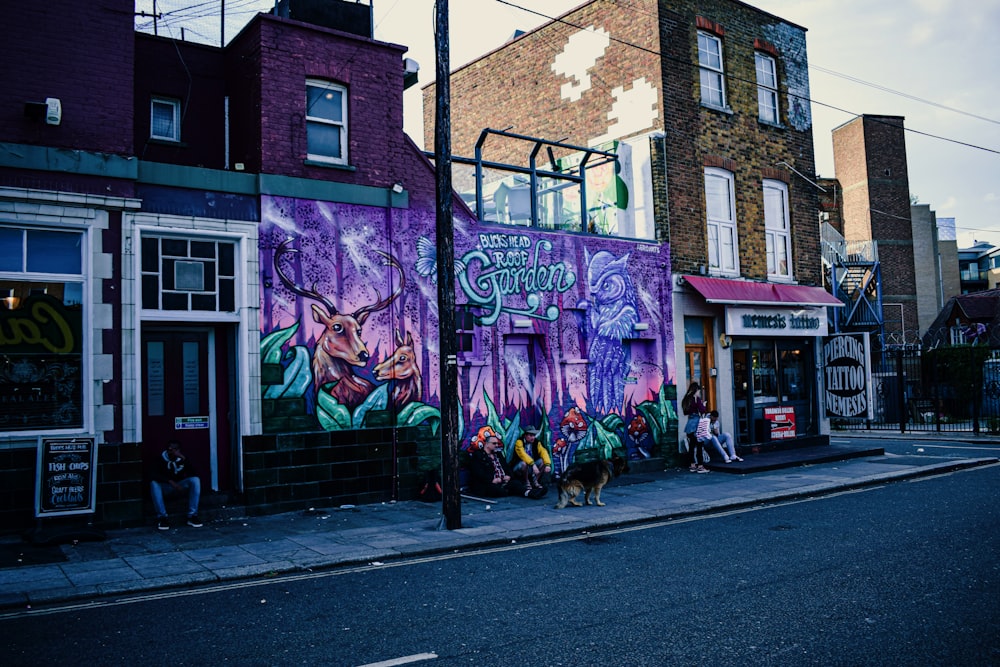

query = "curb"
[[1, 456, 996, 614]]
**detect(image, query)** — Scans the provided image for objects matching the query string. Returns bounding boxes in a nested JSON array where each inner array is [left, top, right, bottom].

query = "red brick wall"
[[135, 35, 228, 169], [423, 0, 822, 285], [227, 16, 415, 194], [832, 115, 918, 339], [0, 0, 135, 155]]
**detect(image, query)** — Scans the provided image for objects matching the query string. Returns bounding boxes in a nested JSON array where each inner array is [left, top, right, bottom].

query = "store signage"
[[35, 437, 97, 517], [725, 306, 828, 337], [823, 333, 873, 419], [763, 406, 796, 439]]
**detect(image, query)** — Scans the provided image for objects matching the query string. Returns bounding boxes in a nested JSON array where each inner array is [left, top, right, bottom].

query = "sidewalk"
[[1, 441, 996, 612]]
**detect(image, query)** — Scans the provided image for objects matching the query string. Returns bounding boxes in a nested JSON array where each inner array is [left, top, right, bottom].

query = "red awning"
[[683, 275, 843, 307]]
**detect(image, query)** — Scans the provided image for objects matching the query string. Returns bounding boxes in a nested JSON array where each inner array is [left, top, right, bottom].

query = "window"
[[306, 79, 348, 164], [755, 53, 779, 124], [764, 179, 792, 279], [698, 32, 726, 108], [141, 236, 236, 312], [456, 305, 481, 358], [0, 226, 86, 432], [704, 168, 738, 274], [150, 97, 180, 142]]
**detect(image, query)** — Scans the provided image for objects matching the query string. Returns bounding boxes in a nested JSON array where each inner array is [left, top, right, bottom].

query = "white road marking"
[[356, 653, 438, 667], [906, 444, 1000, 451]]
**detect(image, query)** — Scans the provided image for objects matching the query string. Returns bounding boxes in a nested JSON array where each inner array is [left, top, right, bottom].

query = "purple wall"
[[260, 195, 675, 466]]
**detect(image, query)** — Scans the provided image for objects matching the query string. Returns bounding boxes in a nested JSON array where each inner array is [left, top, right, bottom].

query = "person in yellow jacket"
[[510, 426, 552, 493]]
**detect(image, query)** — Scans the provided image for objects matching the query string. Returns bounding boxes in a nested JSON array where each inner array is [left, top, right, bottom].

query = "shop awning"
[[683, 275, 843, 307]]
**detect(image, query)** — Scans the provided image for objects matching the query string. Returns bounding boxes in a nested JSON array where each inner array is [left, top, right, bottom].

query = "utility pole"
[[434, 0, 461, 529]]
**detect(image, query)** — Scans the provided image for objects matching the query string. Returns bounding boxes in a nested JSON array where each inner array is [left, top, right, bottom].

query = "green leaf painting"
[[316, 385, 350, 430], [261, 322, 299, 365], [263, 345, 312, 399]]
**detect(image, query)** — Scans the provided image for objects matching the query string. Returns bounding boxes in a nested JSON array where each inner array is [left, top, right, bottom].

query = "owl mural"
[[582, 250, 639, 415]]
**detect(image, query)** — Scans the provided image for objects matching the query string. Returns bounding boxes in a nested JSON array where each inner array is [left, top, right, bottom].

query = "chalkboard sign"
[[35, 437, 98, 517]]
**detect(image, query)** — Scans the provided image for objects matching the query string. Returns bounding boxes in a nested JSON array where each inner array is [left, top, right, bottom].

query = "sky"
[[137, 0, 1000, 248]]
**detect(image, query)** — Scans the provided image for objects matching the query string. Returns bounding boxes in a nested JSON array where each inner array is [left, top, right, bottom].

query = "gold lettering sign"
[[0, 297, 77, 354]]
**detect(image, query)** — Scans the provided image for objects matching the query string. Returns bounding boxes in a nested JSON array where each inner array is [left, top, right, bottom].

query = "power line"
[[493, 0, 1000, 158], [810, 65, 1000, 126]]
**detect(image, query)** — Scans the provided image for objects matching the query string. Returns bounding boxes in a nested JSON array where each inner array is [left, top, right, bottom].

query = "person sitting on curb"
[[467, 427, 544, 499], [510, 425, 551, 495], [708, 410, 743, 463], [150, 439, 203, 530]]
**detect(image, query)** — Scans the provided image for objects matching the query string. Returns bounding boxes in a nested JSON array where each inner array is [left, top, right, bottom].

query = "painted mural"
[[259, 195, 676, 472]]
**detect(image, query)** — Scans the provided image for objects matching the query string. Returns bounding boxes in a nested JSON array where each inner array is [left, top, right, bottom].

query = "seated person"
[[467, 426, 529, 498], [150, 439, 203, 530], [707, 410, 743, 463], [510, 425, 551, 493]]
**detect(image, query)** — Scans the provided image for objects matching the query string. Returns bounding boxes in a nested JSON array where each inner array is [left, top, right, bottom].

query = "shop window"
[[306, 79, 348, 165], [0, 226, 86, 432], [141, 235, 236, 313]]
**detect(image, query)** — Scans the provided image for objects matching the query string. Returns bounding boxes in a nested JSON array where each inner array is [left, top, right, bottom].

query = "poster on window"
[[763, 406, 796, 439], [822, 332, 873, 419]]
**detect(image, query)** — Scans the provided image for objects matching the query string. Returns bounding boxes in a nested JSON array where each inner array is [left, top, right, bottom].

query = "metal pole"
[[434, 0, 461, 529]]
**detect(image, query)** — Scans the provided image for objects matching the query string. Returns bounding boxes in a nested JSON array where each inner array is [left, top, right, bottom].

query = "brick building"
[[0, 0, 467, 533], [424, 0, 837, 448], [1, 0, 684, 534], [822, 115, 956, 346]]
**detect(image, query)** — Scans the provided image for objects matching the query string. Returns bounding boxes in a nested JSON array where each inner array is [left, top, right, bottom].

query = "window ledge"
[[148, 138, 186, 147], [700, 103, 734, 116], [304, 159, 356, 172], [758, 119, 786, 130]]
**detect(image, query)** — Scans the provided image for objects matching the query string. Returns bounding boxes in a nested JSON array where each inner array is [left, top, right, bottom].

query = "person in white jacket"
[[705, 410, 743, 463]]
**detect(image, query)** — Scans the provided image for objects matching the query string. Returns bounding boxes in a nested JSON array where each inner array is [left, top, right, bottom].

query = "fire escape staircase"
[[822, 223, 884, 340]]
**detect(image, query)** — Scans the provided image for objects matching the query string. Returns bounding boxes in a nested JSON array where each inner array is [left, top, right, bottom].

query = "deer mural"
[[373, 329, 422, 409], [273, 238, 405, 410]]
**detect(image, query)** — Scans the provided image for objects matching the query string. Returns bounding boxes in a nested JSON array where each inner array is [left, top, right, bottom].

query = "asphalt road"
[[832, 432, 1000, 459], [3, 463, 997, 667]]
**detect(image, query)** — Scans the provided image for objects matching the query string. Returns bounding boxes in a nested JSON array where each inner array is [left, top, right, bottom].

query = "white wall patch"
[[551, 27, 611, 102], [592, 77, 658, 144]]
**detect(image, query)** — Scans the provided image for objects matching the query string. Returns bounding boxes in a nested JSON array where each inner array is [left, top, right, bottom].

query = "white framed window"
[[306, 79, 348, 165], [764, 179, 792, 279], [755, 53, 779, 124], [150, 97, 181, 142], [0, 225, 87, 433], [704, 168, 738, 275], [140, 235, 238, 313], [698, 32, 726, 108]]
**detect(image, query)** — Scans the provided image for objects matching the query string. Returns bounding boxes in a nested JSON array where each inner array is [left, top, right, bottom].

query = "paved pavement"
[[1, 434, 996, 612]]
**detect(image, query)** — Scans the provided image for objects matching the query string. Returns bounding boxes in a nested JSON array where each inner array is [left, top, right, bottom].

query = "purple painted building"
[[0, 0, 676, 533]]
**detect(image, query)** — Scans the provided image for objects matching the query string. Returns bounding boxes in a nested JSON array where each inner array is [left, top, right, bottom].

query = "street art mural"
[[259, 195, 676, 473]]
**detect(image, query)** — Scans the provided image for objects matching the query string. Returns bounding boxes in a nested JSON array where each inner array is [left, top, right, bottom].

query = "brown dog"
[[554, 454, 629, 509]]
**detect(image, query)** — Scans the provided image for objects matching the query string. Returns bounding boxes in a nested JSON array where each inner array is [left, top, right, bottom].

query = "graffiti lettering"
[[0, 301, 75, 354], [458, 238, 576, 326]]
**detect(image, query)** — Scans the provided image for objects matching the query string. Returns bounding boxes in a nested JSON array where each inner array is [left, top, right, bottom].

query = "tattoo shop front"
[[682, 276, 842, 447]]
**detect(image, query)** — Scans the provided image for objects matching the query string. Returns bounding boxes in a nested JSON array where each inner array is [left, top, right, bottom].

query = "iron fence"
[[832, 347, 1000, 434]]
